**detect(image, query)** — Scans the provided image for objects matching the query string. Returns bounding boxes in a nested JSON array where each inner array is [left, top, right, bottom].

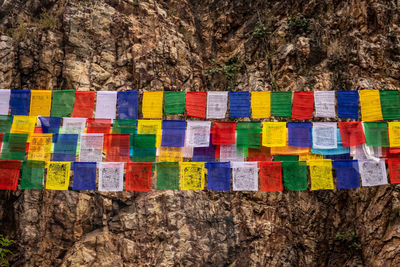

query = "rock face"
[[0, 0, 400, 266]]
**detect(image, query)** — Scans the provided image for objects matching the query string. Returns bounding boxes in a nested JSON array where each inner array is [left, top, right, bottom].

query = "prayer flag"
[[259, 161, 283, 192], [0, 89, 10, 115], [52, 134, 78, 161], [45, 161, 71, 190], [79, 133, 104, 162], [282, 161, 307, 191], [180, 162, 205, 190], [186, 121, 211, 147], [229, 91, 251, 118], [72, 91, 95, 118], [274, 155, 298, 161], [0, 133, 28, 160], [311, 129, 349, 155], [332, 160, 360, 189], [206, 91, 228, 119], [137, 120, 162, 147], [314, 91, 335, 118], [0, 115, 13, 133], [39, 117, 61, 136], [193, 135, 216, 162], [363, 122, 389, 147], [161, 120, 186, 147], [20, 160, 45, 189], [98, 162, 124, 191], [10, 115, 37, 134], [236, 122, 261, 149], [61, 118, 86, 134], [270, 146, 309, 155], [186, 92, 207, 118], [0, 160, 21, 190], [388, 122, 400, 147], [164, 91, 185, 115], [288, 122, 312, 147], [388, 159, 400, 184], [292, 91, 314, 120], [132, 134, 156, 162], [298, 153, 324, 161], [232, 162, 258, 191], [359, 90, 383, 121], [86, 118, 111, 134], [156, 162, 179, 190], [271, 91, 292, 117], [27, 133, 52, 161], [206, 162, 230, 191], [29, 90, 52, 116], [251, 91, 270, 118], [338, 122, 366, 147], [95, 91, 117, 119], [10, 89, 30, 115], [308, 159, 334, 190], [51, 90, 75, 117], [112, 119, 137, 134], [142, 91, 163, 119], [337, 91, 359, 119], [72, 162, 97, 190], [312, 122, 337, 149], [262, 122, 286, 147], [118, 90, 138, 119], [248, 147, 272, 162], [104, 134, 130, 162], [358, 159, 388, 186], [158, 147, 183, 162], [219, 144, 245, 162], [125, 162, 153, 192], [379, 90, 400, 120], [212, 121, 236, 145]]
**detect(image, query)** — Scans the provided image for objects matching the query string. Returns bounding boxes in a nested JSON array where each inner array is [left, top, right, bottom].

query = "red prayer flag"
[[388, 159, 400, 184], [104, 134, 130, 162], [292, 91, 314, 120], [248, 147, 272, 161], [259, 161, 283, 192], [86, 118, 111, 134], [125, 162, 153, 192], [0, 160, 21, 190], [72, 91, 95, 118], [338, 122, 366, 147], [212, 121, 236, 145], [382, 148, 400, 159], [186, 92, 207, 118]]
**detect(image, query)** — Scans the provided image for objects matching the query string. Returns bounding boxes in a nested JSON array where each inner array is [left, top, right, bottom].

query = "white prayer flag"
[[206, 91, 228, 119], [185, 121, 211, 147], [79, 133, 104, 162], [350, 144, 381, 160], [98, 162, 124, 191], [358, 159, 388, 186], [95, 91, 117, 119], [232, 162, 258, 191], [314, 91, 336, 118], [0, 89, 11, 115], [61, 118, 87, 134], [312, 122, 337, 149], [220, 145, 244, 162]]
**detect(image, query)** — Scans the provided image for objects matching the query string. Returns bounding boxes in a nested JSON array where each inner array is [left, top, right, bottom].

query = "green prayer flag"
[[380, 90, 400, 120], [0, 133, 28, 160], [274, 155, 299, 161], [271, 91, 292, 117], [282, 161, 307, 191], [164, 91, 186, 114], [236, 122, 261, 149], [132, 134, 156, 162], [51, 90, 75, 117], [21, 161, 45, 189], [363, 122, 389, 147], [112, 119, 137, 134], [0, 115, 13, 133], [156, 162, 179, 190]]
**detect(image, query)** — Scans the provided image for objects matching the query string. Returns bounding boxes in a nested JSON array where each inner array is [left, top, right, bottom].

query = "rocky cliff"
[[0, 0, 400, 266]]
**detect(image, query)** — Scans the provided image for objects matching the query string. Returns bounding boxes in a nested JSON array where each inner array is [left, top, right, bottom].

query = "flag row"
[[1, 158, 399, 191], [1, 89, 399, 121]]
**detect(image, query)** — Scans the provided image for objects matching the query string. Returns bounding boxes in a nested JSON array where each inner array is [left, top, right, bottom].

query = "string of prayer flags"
[[314, 91, 336, 118], [206, 91, 228, 119], [95, 91, 117, 119], [0, 160, 21, 190], [308, 159, 334, 190], [251, 91, 270, 118], [236, 122, 261, 149], [185, 121, 211, 147], [186, 92, 207, 118], [79, 134, 104, 162], [359, 90, 383, 121], [39, 117, 61, 136], [388, 159, 400, 184], [338, 122, 366, 147], [132, 134, 156, 162], [212, 121, 236, 145], [20, 160, 45, 189], [137, 120, 162, 147], [10, 90, 30, 115], [45, 161, 71, 190], [10, 115, 37, 134], [86, 118, 111, 134], [142, 91, 163, 119], [158, 147, 183, 162], [104, 134, 130, 162], [363, 122, 389, 147], [292, 91, 314, 120], [72, 91, 95, 118], [312, 122, 337, 149], [53, 134, 78, 161], [259, 161, 283, 192], [206, 162, 231, 191], [98, 162, 124, 192], [282, 161, 307, 191], [332, 160, 361, 189], [29, 90, 52, 117], [180, 162, 205, 190], [72, 162, 97, 190], [379, 90, 400, 120], [337, 91, 359, 119], [0, 133, 28, 160], [262, 122, 286, 147], [27, 133, 52, 161], [125, 162, 153, 192], [288, 122, 312, 147], [247, 147, 272, 162], [229, 92, 251, 118], [117, 90, 138, 120], [192, 135, 216, 162], [0, 115, 13, 133], [0, 90, 10, 115], [358, 159, 388, 186], [156, 162, 179, 190], [164, 91, 186, 115], [388, 122, 400, 147], [51, 90, 75, 117], [271, 91, 292, 117], [232, 162, 258, 191], [161, 120, 186, 147]]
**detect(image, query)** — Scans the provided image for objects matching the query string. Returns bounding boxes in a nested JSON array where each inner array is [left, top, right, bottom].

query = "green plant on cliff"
[[252, 22, 270, 39], [335, 231, 362, 253], [288, 14, 312, 34], [0, 235, 15, 267], [37, 11, 57, 30], [205, 56, 245, 90]]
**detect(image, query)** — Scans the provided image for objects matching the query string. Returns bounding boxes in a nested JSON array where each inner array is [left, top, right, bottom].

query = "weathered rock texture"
[[0, 0, 399, 266]]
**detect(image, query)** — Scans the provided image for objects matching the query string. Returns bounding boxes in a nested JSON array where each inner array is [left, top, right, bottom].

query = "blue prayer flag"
[[206, 162, 231, 191], [53, 134, 78, 162], [10, 89, 30, 115], [288, 122, 312, 147], [338, 91, 359, 119], [332, 160, 361, 189], [39, 117, 62, 135], [118, 90, 139, 119], [229, 92, 251, 118], [72, 162, 97, 190], [161, 120, 186, 147]]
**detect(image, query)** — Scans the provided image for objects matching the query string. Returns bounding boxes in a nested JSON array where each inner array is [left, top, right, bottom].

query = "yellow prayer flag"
[[10, 115, 37, 134], [359, 90, 383, 122], [27, 133, 53, 161], [158, 147, 183, 162], [271, 146, 309, 155], [45, 162, 71, 190], [180, 162, 204, 190], [262, 122, 287, 147], [30, 90, 52, 116], [388, 122, 400, 147], [251, 91, 270, 118], [142, 91, 163, 119], [307, 159, 334, 190], [299, 153, 324, 161], [137, 120, 162, 147]]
